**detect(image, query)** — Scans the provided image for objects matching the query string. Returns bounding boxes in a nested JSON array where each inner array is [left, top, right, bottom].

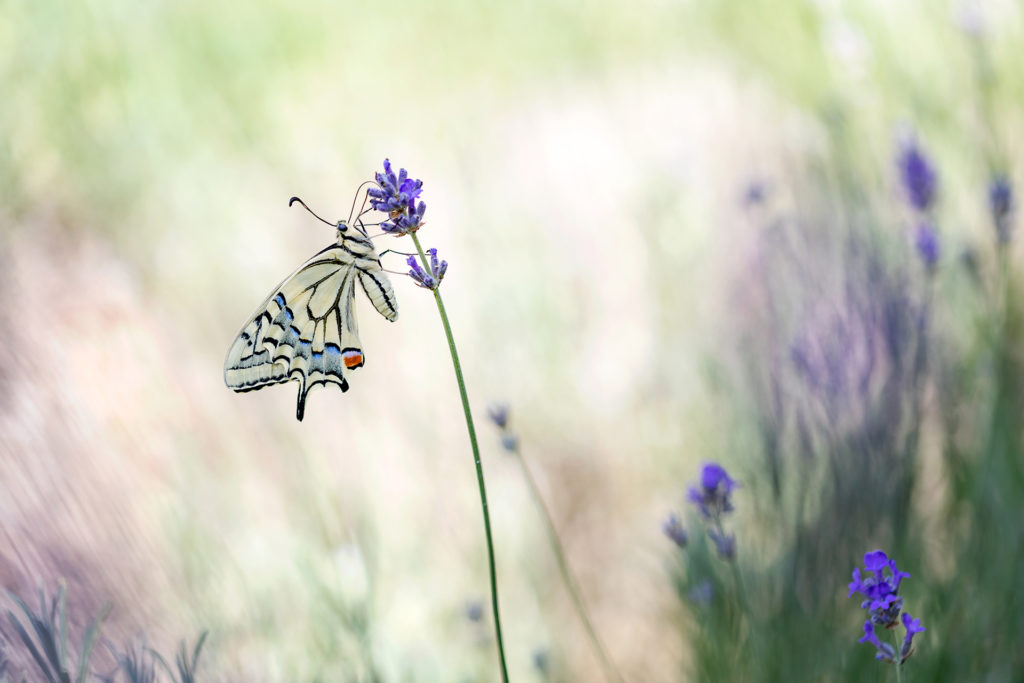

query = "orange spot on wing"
[[343, 351, 364, 368]]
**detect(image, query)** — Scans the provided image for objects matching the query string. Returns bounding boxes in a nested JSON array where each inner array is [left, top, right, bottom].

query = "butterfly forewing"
[[224, 233, 397, 421]]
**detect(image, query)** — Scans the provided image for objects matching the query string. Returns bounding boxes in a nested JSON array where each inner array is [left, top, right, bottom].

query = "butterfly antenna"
[[347, 181, 376, 226], [289, 196, 337, 227]]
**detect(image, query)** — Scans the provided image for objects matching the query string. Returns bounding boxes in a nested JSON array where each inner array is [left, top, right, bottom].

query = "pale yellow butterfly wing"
[[224, 237, 397, 421]]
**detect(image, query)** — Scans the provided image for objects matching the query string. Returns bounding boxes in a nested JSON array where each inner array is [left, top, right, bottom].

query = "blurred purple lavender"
[[687, 463, 739, 520], [915, 222, 940, 268], [848, 550, 924, 663], [897, 137, 938, 212], [989, 175, 1013, 244], [662, 513, 688, 548]]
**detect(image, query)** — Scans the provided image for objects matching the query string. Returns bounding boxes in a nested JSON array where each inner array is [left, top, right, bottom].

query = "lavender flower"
[[368, 158, 423, 214], [406, 248, 448, 290], [688, 579, 714, 605], [662, 513, 688, 548], [500, 433, 519, 453], [464, 600, 484, 623], [708, 529, 736, 560], [858, 621, 897, 662], [901, 612, 925, 659], [383, 199, 427, 235], [897, 138, 938, 212], [990, 175, 1013, 244], [487, 404, 510, 430], [915, 222, 940, 268], [687, 463, 739, 520], [369, 159, 426, 235], [849, 550, 924, 664]]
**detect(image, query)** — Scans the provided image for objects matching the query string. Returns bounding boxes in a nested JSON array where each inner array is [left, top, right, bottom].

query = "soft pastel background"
[[2, 1, 1023, 681]]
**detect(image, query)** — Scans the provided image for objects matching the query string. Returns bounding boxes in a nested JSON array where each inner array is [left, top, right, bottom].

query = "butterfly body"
[[224, 221, 397, 421]]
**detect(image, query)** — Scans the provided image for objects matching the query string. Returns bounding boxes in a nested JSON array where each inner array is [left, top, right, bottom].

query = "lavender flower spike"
[[369, 158, 423, 214], [687, 462, 739, 520], [406, 248, 448, 290], [897, 137, 938, 212], [915, 222, 940, 268], [368, 159, 426, 235], [990, 175, 1014, 244], [662, 513, 688, 548]]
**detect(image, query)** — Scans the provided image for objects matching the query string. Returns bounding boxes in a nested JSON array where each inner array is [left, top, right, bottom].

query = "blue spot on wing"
[[274, 293, 285, 307]]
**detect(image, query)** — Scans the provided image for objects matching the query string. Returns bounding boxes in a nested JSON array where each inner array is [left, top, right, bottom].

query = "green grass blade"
[[56, 585, 68, 672], [74, 603, 110, 683], [189, 631, 208, 673], [6, 611, 58, 683]]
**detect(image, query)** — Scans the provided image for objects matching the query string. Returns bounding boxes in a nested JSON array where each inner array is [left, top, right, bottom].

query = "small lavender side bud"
[[500, 433, 519, 452], [900, 613, 925, 661], [464, 600, 484, 623], [662, 513, 688, 548], [990, 175, 1014, 244], [915, 222, 940, 268], [858, 621, 897, 662], [708, 529, 736, 560], [406, 255, 436, 289], [488, 404, 510, 429]]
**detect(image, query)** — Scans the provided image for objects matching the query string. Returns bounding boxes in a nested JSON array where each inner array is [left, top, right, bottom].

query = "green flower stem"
[[409, 233, 509, 683], [510, 443, 624, 683], [893, 629, 903, 683]]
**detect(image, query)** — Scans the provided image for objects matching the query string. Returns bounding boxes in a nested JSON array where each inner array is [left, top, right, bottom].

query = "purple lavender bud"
[[709, 530, 736, 560], [897, 138, 938, 212], [915, 223, 940, 268], [500, 433, 519, 452], [406, 255, 436, 289], [371, 159, 427, 234], [990, 175, 1014, 244], [488, 404, 510, 429], [859, 621, 896, 662], [464, 600, 484, 623], [687, 463, 739, 520], [688, 579, 713, 605], [662, 513, 688, 548], [900, 612, 925, 660]]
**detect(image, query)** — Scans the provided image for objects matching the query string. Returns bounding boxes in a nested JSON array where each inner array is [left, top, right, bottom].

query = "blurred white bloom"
[[823, 19, 872, 77], [333, 543, 369, 602]]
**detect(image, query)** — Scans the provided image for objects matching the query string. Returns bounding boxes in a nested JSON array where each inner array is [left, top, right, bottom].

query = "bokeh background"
[[2, 0, 1023, 681]]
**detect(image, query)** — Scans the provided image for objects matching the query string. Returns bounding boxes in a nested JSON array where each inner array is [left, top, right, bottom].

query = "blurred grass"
[[1, 0, 1023, 680]]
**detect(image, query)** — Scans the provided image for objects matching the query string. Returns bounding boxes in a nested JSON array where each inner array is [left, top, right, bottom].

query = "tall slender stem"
[[511, 445, 624, 683], [409, 233, 509, 682], [893, 629, 903, 683]]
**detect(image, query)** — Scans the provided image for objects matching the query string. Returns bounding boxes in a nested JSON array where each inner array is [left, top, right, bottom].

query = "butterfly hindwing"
[[224, 237, 396, 421]]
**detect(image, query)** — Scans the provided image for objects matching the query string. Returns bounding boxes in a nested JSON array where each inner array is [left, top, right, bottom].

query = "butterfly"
[[224, 197, 398, 421]]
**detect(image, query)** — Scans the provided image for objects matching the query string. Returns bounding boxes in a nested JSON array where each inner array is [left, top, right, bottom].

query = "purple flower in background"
[[687, 463, 739, 520], [662, 513, 689, 548], [406, 248, 448, 290], [708, 529, 736, 560], [989, 175, 1014, 244], [849, 550, 923, 664], [488, 404, 510, 430], [915, 223, 940, 268], [897, 138, 938, 212]]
